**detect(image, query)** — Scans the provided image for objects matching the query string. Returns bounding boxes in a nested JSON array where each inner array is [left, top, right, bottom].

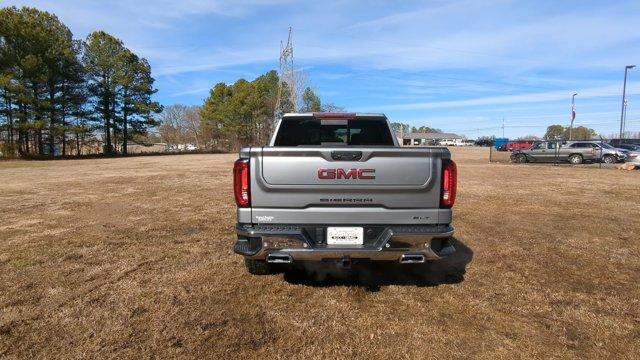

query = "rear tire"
[[514, 154, 528, 163], [603, 155, 616, 164], [569, 154, 583, 164], [244, 258, 273, 275]]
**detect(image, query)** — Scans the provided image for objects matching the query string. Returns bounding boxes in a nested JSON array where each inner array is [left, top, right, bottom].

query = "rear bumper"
[[234, 223, 455, 263]]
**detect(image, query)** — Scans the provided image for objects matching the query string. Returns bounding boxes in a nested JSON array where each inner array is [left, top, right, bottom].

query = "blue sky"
[[5, 0, 640, 138]]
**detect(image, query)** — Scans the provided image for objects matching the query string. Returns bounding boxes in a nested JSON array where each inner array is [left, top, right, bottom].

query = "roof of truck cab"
[[281, 112, 386, 118]]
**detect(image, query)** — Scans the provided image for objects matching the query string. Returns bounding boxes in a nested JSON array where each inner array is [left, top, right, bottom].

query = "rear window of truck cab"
[[569, 142, 597, 148], [273, 118, 395, 146]]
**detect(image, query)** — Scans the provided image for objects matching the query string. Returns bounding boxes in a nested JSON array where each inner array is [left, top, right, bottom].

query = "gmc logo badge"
[[318, 168, 375, 179]]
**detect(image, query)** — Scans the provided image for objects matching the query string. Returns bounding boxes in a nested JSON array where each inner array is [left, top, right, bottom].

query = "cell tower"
[[275, 27, 296, 121]]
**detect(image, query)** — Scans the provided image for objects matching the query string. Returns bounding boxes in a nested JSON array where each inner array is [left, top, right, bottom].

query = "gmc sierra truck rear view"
[[233, 112, 457, 275]]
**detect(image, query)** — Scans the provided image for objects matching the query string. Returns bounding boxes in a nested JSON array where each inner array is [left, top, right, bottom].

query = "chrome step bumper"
[[234, 223, 455, 263]]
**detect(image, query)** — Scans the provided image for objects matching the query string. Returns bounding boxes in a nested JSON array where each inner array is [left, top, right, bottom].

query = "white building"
[[403, 132, 465, 146]]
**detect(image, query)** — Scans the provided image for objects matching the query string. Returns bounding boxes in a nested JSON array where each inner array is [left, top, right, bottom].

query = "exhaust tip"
[[399, 253, 426, 264], [266, 253, 292, 264]]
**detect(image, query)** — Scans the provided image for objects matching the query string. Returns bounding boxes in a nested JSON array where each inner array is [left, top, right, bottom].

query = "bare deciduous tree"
[[158, 104, 201, 148]]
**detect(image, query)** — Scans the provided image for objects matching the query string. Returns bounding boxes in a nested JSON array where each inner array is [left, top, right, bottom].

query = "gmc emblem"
[[318, 168, 375, 180]]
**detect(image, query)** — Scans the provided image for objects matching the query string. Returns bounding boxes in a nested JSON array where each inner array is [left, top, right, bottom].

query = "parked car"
[[494, 138, 509, 151], [506, 140, 534, 151], [233, 112, 457, 275], [438, 139, 464, 146], [627, 151, 640, 163], [591, 142, 629, 163], [615, 144, 640, 152], [511, 141, 628, 164], [511, 141, 566, 163]]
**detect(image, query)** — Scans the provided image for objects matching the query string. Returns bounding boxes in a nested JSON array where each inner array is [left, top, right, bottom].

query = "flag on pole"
[[571, 104, 576, 122]]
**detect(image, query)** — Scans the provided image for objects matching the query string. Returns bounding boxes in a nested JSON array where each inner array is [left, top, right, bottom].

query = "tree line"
[[543, 125, 597, 140], [391, 122, 443, 136], [391, 121, 599, 144], [473, 124, 598, 146], [158, 72, 339, 152], [0, 6, 161, 158]]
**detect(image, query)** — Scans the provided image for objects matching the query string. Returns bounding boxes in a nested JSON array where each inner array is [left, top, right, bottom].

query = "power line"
[[453, 119, 640, 133]]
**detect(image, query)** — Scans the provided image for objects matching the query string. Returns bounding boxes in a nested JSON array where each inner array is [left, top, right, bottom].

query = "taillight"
[[233, 159, 250, 207], [440, 159, 457, 208]]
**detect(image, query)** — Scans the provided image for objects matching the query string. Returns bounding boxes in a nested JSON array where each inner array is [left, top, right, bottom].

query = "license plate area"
[[326, 227, 364, 245]]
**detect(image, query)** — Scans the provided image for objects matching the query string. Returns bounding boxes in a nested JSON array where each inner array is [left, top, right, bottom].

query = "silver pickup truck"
[[511, 140, 628, 164], [233, 112, 457, 275]]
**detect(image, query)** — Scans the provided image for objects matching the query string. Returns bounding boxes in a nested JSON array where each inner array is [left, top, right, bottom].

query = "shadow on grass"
[[281, 237, 473, 291]]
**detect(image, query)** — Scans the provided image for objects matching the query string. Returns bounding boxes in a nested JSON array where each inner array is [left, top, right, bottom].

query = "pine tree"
[[83, 31, 125, 154], [115, 50, 161, 154], [300, 87, 321, 112], [199, 71, 335, 151]]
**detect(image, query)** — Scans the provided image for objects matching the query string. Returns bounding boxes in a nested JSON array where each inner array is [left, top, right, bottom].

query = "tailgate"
[[261, 148, 431, 186], [251, 147, 444, 213]]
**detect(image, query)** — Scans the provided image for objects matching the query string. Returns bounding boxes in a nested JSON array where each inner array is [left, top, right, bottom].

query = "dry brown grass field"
[[1, 147, 639, 359]]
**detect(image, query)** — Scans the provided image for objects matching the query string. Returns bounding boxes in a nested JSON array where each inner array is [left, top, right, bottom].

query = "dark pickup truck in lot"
[[233, 112, 457, 275]]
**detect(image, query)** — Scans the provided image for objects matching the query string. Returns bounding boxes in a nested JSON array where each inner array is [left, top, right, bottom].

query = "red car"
[[506, 141, 533, 151]]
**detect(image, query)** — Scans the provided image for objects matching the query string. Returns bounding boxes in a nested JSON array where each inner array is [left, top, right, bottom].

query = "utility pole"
[[622, 99, 628, 137], [619, 65, 635, 140], [501, 118, 505, 138], [569, 93, 577, 140]]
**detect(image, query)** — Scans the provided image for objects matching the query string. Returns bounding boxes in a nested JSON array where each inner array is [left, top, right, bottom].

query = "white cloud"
[[359, 84, 639, 111], [5, 0, 640, 139], [10, 0, 638, 76]]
